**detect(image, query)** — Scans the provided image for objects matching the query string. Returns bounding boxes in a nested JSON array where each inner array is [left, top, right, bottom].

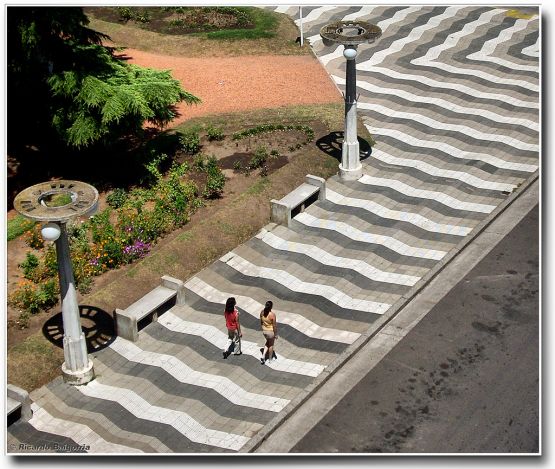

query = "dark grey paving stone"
[[361, 156, 518, 201], [184, 288, 350, 355], [7, 421, 88, 453], [357, 89, 538, 141], [314, 200, 465, 245], [507, 30, 540, 61], [211, 261, 382, 324], [246, 237, 411, 295], [145, 323, 322, 386], [94, 345, 278, 425], [289, 220, 440, 270], [336, 179, 488, 221], [54, 385, 218, 453]]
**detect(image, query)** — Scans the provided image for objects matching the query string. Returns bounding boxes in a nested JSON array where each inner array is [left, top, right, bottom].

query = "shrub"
[[169, 18, 186, 28], [24, 225, 44, 249], [270, 149, 280, 159], [16, 310, 30, 329], [9, 279, 59, 315], [232, 123, 314, 155], [180, 130, 201, 154], [89, 208, 116, 244], [249, 146, 268, 170], [154, 162, 198, 227], [9, 151, 210, 315], [19, 253, 40, 280], [116, 7, 133, 22], [133, 9, 151, 23], [42, 245, 58, 278], [77, 276, 93, 295], [207, 125, 225, 141], [203, 157, 226, 199], [193, 153, 206, 171], [106, 188, 128, 209], [233, 160, 242, 171]]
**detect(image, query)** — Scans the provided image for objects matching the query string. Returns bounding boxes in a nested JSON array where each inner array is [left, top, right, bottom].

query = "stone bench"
[[114, 275, 185, 342], [270, 175, 326, 227], [7, 384, 32, 426]]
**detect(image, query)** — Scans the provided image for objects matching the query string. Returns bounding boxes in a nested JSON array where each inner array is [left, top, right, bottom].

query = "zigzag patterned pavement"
[[7, 6, 539, 454]]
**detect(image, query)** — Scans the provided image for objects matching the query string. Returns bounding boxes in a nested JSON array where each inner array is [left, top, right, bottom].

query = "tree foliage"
[[8, 7, 200, 149]]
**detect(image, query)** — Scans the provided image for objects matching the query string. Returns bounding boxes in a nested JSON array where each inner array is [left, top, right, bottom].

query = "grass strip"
[[7, 215, 35, 241]]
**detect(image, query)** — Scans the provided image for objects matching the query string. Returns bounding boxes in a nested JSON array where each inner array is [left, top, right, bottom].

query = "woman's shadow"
[[316, 131, 372, 162], [42, 305, 116, 353]]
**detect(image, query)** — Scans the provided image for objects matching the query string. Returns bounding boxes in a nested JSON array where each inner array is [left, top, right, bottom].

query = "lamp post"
[[14, 180, 99, 385], [321, 21, 382, 180]]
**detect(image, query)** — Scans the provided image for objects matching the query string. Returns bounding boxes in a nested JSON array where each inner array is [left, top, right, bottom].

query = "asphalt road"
[[292, 205, 540, 454]]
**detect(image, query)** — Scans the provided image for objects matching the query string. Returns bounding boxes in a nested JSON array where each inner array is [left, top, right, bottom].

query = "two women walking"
[[222, 297, 278, 364]]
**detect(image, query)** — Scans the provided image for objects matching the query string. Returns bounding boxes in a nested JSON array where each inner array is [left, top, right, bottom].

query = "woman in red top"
[[223, 297, 242, 359]]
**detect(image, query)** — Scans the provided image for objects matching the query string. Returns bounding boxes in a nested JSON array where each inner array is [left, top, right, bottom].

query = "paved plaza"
[[6, 6, 539, 454]]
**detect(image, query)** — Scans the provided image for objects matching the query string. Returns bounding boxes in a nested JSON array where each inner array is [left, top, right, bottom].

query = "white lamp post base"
[[62, 359, 95, 385], [339, 163, 363, 180]]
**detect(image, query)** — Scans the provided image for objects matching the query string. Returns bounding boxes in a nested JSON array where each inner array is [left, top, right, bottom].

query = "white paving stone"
[[185, 277, 363, 344], [159, 312, 327, 377], [77, 380, 250, 451], [466, 17, 539, 71], [295, 212, 448, 260], [357, 66, 538, 110], [223, 253, 392, 314], [108, 338, 290, 412], [357, 175, 497, 213], [368, 147, 518, 192], [326, 188, 472, 236], [256, 228, 420, 286], [363, 123, 538, 171], [361, 6, 466, 68], [336, 76, 538, 132], [28, 404, 142, 453], [362, 103, 538, 152]]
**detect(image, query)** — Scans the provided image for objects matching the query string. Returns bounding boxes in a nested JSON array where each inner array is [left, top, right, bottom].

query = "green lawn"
[[7, 214, 35, 241]]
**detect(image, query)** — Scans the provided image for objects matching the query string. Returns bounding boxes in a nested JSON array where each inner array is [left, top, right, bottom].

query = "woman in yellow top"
[[260, 300, 277, 364]]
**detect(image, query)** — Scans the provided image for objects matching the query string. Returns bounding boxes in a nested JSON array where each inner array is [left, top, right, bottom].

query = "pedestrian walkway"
[[7, 6, 539, 454]]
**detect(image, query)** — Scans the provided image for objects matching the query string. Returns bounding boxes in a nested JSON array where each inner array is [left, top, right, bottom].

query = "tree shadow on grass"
[[42, 305, 116, 353], [315, 131, 372, 163]]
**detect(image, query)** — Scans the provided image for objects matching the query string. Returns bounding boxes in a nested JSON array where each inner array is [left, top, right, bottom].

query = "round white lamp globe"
[[343, 46, 358, 60], [41, 222, 61, 242]]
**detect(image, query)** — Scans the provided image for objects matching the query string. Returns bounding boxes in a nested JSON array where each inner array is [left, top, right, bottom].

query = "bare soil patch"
[[122, 49, 341, 124]]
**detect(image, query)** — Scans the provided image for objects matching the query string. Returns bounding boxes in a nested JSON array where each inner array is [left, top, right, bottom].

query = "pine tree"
[[8, 7, 200, 149]]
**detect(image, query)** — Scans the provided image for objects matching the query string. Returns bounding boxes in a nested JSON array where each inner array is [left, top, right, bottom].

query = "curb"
[[242, 170, 539, 453]]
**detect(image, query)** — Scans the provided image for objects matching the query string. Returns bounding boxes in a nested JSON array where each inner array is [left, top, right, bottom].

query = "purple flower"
[[123, 239, 151, 260]]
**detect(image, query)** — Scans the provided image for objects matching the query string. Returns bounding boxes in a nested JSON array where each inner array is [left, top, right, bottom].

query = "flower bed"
[[8, 152, 222, 324]]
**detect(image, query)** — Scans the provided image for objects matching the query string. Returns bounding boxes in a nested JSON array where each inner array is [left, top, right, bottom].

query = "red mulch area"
[[124, 48, 342, 124]]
